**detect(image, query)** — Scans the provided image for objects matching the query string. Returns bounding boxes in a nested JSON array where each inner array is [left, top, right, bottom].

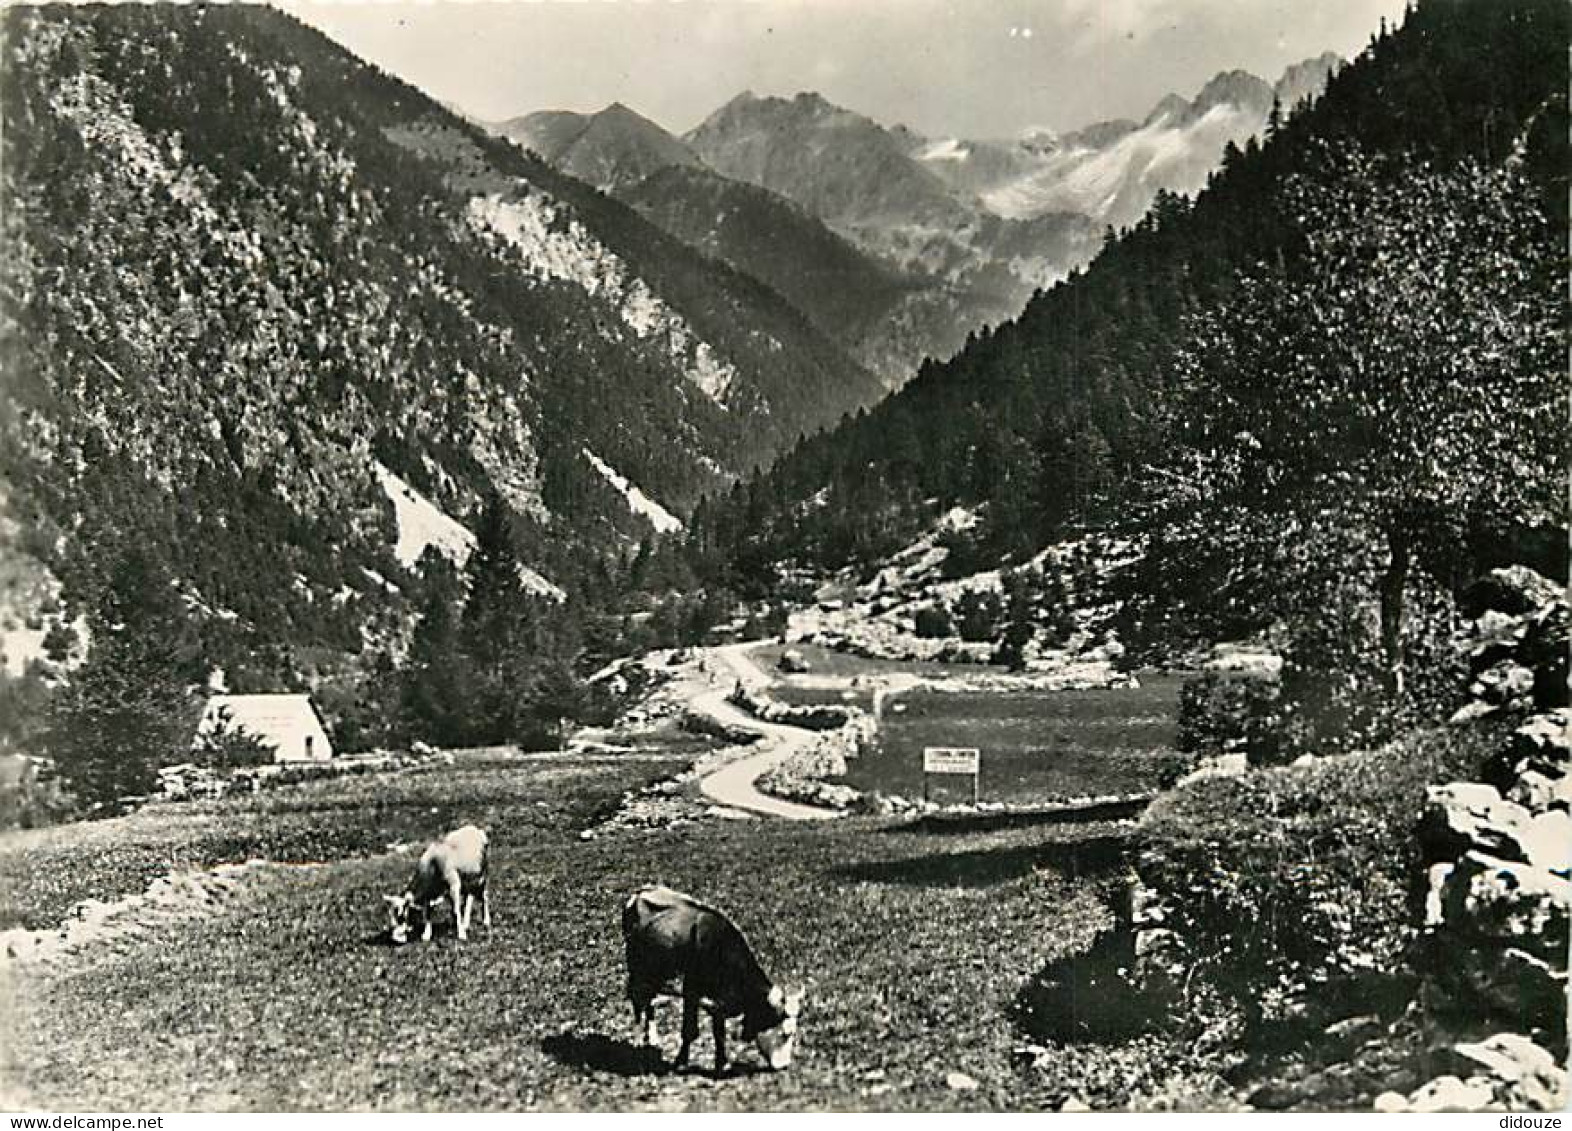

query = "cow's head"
[[382, 892, 422, 945], [754, 985, 805, 1070]]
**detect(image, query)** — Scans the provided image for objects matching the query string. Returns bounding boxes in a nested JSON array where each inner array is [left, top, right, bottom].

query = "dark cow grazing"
[[621, 885, 804, 1072], [383, 824, 490, 944]]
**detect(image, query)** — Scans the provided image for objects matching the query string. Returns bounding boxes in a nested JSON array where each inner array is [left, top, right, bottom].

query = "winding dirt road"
[[687, 643, 839, 821]]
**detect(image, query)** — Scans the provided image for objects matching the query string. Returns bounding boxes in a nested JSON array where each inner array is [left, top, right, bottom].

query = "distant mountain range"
[[493, 53, 1342, 385]]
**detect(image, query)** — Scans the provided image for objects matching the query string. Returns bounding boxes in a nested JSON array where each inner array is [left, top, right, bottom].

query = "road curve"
[[689, 644, 839, 821]]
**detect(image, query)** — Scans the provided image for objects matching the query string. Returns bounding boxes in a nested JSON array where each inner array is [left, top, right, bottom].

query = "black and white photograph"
[[0, 0, 1565, 1114]]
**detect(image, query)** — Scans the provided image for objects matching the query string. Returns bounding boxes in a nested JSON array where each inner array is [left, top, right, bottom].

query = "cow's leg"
[[481, 883, 492, 929], [461, 893, 475, 936], [711, 1012, 728, 1074], [450, 876, 467, 940], [675, 989, 700, 1069], [632, 997, 659, 1049], [420, 914, 433, 943], [628, 980, 660, 1050]]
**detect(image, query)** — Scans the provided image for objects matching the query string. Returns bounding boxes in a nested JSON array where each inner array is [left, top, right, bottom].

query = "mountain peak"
[[1192, 69, 1274, 117], [1275, 52, 1344, 111], [1143, 93, 1192, 127]]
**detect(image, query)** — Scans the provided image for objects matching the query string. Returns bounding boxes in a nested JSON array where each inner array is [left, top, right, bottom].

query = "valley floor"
[[0, 652, 1205, 1112]]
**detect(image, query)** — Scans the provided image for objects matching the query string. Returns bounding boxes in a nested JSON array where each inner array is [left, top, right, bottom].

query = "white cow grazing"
[[383, 824, 490, 944]]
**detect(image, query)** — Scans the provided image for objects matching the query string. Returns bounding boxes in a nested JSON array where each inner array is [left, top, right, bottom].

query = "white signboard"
[[923, 747, 980, 775]]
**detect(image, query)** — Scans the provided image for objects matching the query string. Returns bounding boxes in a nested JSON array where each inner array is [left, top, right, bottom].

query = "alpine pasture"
[[0, 666, 1177, 1111]]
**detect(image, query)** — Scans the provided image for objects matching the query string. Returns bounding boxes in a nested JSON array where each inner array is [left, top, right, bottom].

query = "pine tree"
[[460, 494, 527, 743], [401, 554, 473, 746], [46, 545, 205, 811]]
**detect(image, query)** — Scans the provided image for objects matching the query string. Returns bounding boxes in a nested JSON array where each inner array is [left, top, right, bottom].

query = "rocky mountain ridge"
[[497, 54, 1341, 384]]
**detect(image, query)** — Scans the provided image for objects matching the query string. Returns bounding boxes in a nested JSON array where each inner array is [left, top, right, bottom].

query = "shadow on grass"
[[833, 833, 1131, 889], [541, 1030, 775, 1080], [886, 798, 1151, 837], [541, 1031, 670, 1077], [1014, 927, 1165, 1044]]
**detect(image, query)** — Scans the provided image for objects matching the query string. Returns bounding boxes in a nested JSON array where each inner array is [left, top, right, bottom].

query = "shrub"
[[1138, 720, 1503, 1029], [913, 604, 952, 639], [1177, 670, 1284, 764], [955, 589, 1002, 643], [193, 707, 278, 769]]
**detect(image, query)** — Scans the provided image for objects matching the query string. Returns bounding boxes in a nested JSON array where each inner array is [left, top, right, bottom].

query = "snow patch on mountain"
[[582, 449, 684, 534], [918, 138, 970, 162], [467, 192, 737, 405], [981, 101, 1258, 224]]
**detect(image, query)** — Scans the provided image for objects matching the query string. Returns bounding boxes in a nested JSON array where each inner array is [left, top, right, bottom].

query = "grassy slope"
[[0, 756, 1163, 1110], [0, 750, 699, 931]]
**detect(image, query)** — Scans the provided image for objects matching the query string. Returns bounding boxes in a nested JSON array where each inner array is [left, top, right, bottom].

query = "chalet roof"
[[198, 694, 330, 738]]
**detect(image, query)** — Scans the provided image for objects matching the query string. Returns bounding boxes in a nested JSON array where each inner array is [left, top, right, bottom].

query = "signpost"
[[922, 746, 980, 805]]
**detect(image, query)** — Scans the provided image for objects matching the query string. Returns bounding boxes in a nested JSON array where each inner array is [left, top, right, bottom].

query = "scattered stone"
[[944, 1071, 980, 1091], [1471, 661, 1537, 708], [1059, 1098, 1091, 1112]]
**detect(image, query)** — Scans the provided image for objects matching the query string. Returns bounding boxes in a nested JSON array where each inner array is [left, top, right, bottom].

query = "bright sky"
[[278, 0, 1410, 139]]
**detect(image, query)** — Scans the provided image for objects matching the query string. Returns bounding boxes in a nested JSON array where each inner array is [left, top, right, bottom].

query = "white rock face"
[[467, 192, 739, 405], [373, 462, 562, 600], [375, 461, 476, 568]]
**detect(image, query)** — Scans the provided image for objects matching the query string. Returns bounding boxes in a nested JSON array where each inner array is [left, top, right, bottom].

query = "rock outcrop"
[[1394, 566, 1569, 1111]]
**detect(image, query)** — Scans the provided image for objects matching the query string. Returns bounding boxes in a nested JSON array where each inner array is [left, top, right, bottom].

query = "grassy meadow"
[[847, 676, 1186, 806], [0, 736, 1200, 1110]]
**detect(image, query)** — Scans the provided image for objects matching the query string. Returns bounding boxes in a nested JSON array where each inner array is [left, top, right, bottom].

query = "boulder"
[[1522, 603, 1571, 709], [1461, 566, 1564, 620], [1421, 783, 1537, 865], [1468, 608, 1531, 665], [1453, 1033, 1567, 1110], [1321, 1014, 1384, 1057], [1510, 710, 1571, 774], [1405, 1074, 1495, 1113], [1438, 851, 1570, 961], [776, 649, 811, 674], [1372, 1090, 1409, 1113], [1508, 770, 1572, 816]]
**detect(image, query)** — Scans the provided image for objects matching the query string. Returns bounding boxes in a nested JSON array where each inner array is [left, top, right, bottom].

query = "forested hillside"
[[0, 2, 882, 797], [693, 0, 1568, 589], [620, 165, 954, 387]]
